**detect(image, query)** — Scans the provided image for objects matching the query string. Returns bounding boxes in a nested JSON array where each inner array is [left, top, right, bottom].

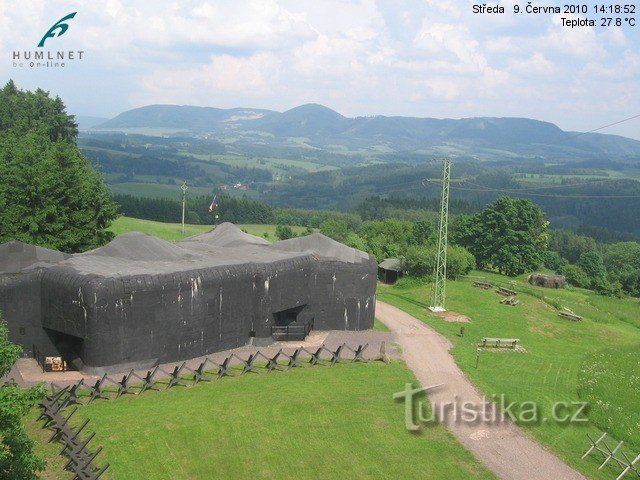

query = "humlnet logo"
[[38, 12, 77, 47], [12, 12, 85, 68]]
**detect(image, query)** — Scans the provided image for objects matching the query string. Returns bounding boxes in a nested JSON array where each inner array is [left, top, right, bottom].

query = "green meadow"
[[26, 362, 495, 480], [107, 216, 309, 242], [378, 272, 640, 480]]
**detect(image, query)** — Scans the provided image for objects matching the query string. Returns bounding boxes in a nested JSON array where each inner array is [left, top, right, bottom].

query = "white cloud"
[[509, 53, 554, 76], [541, 14, 606, 59], [135, 52, 282, 106], [0, 0, 638, 138]]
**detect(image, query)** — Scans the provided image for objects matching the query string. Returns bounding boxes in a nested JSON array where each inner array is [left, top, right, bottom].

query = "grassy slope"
[[107, 216, 309, 242], [26, 363, 495, 480], [377, 272, 640, 480]]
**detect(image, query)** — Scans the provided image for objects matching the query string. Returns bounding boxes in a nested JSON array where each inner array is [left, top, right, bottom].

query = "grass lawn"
[[26, 362, 495, 480], [107, 216, 212, 241], [107, 216, 310, 242], [377, 272, 640, 480]]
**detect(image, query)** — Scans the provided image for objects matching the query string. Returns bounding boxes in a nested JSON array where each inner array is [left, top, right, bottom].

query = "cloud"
[[541, 14, 606, 59], [509, 53, 554, 76], [0, 0, 638, 138], [135, 52, 282, 106]]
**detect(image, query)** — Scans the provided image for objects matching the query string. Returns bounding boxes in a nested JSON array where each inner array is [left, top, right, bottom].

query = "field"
[[182, 152, 339, 174], [26, 362, 495, 480], [377, 272, 640, 480], [108, 182, 216, 199], [107, 216, 310, 242]]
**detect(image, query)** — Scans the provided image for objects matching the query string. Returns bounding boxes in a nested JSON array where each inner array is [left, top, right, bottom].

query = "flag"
[[208, 195, 218, 213]]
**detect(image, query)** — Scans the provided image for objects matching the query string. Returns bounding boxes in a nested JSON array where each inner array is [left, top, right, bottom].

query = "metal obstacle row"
[[582, 432, 640, 480], [38, 387, 109, 480], [49, 343, 379, 404]]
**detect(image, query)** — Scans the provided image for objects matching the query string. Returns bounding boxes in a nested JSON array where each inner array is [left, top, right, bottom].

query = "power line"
[[425, 177, 617, 191], [568, 113, 640, 139], [491, 177, 615, 191], [450, 181, 640, 199]]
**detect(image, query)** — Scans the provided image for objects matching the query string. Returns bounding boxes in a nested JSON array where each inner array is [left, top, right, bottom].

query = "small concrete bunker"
[[0, 224, 377, 371]]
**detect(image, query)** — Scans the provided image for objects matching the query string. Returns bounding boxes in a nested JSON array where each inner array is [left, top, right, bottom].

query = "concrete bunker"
[[0, 224, 377, 372]]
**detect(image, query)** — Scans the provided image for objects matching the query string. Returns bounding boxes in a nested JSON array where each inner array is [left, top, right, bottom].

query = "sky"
[[1, 0, 639, 139]]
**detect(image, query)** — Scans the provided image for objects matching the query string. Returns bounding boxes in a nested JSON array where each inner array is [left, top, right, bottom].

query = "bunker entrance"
[[42, 328, 83, 371], [272, 305, 312, 341], [274, 305, 305, 326]]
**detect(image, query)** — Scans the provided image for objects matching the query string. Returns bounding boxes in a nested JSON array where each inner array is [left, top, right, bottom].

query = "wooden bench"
[[473, 281, 493, 290], [558, 311, 582, 321], [496, 287, 517, 296], [479, 337, 520, 348], [500, 296, 520, 306]]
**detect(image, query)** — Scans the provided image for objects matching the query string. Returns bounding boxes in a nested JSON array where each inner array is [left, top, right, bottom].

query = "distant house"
[[378, 258, 403, 284]]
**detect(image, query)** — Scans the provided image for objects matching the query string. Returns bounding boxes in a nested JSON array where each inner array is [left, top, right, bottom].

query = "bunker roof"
[[0, 223, 372, 277], [0, 240, 69, 274]]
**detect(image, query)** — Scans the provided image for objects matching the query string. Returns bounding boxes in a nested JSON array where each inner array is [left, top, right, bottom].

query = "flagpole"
[[181, 181, 188, 236]]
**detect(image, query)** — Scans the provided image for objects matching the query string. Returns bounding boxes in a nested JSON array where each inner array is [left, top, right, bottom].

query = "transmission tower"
[[429, 159, 451, 312]]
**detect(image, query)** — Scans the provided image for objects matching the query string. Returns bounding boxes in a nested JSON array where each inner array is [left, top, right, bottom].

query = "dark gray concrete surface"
[[0, 224, 377, 371]]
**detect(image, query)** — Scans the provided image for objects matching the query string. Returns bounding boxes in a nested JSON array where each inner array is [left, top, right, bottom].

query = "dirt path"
[[376, 301, 586, 480]]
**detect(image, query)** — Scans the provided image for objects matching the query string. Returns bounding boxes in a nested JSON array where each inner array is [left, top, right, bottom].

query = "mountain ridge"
[[93, 103, 640, 159]]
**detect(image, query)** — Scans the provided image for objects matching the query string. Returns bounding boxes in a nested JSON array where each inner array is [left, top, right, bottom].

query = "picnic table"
[[558, 311, 582, 321], [479, 337, 520, 348], [500, 296, 520, 306]]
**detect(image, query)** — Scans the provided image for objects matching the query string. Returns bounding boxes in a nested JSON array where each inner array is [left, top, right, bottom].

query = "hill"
[[93, 104, 640, 160], [378, 272, 640, 480]]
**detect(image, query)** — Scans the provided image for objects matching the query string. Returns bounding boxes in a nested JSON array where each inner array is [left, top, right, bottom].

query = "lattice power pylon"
[[429, 159, 451, 312]]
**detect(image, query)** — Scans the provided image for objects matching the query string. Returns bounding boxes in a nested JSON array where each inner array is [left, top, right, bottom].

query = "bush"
[[402, 244, 475, 279], [402, 245, 434, 277], [592, 278, 624, 298], [447, 245, 476, 278], [275, 225, 295, 240], [560, 264, 590, 288], [0, 312, 46, 479], [577, 251, 607, 282]]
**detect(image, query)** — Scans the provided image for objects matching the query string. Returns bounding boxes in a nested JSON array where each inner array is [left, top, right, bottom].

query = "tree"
[[411, 220, 433, 245], [359, 220, 414, 247], [402, 245, 433, 277], [402, 244, 475, 279], [275, 224, 295, 240], [319, 219, 350, 243], [602, 242, 640, 296], [0, 81, 118, 252], [186, 211, 201, 225], [560, 264, 590, 288], [454, 196, 548, 276], [548, 229, 597, 263], [577, 251, 607, 285], [345, 233, 368, 252], [0, 313, 46, 479], [541, 250, 567, 272], [446, 245, 476, 278]]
